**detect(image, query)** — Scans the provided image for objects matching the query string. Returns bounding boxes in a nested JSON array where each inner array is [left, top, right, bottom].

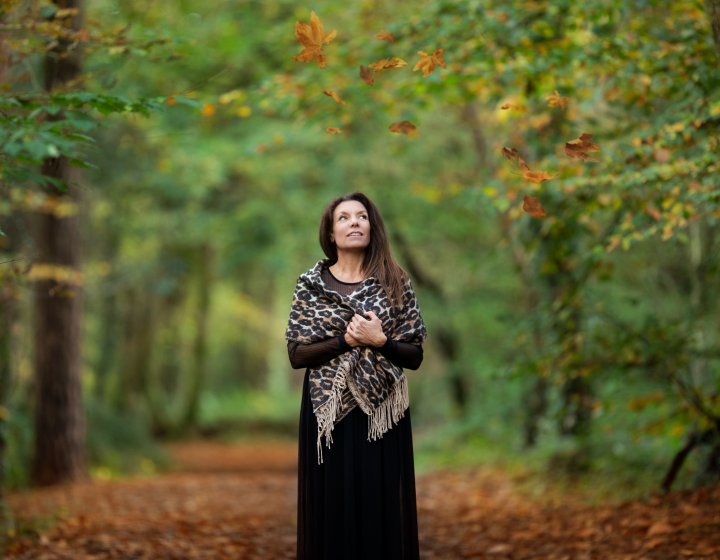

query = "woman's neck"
[[330, 252, 366, 282]]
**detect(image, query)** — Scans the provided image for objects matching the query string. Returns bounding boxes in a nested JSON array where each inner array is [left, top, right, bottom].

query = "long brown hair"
[[319, 192, 407, 306]]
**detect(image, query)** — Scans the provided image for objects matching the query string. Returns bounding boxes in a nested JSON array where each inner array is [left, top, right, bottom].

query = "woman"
[[285, 192, 427, 560]]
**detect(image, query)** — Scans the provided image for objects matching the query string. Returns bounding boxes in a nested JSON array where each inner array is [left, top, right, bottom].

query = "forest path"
[[6, 440, 720, 559]]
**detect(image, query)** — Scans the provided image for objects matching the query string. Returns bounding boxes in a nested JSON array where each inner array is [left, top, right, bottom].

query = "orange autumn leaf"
[[359, 65, 375, 85], [326, 127, 342, 135], [368, 57, 407, 72], [201, 103, 216, 117], [165, 96, 177, 106], [293, 10, 336, 68], [388, 120, 417, 136], [412, 49, 446, 77], [376, 31, 396, 42], [522, 169, 555, 184], [565, 133, 600, 161], [523, 195, 546, 218], [323, 90, 347, 105], [547, 90, 568, 109]]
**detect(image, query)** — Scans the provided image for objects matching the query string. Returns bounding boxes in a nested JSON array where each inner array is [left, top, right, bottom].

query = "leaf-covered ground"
[[6, 441, 720, 559]]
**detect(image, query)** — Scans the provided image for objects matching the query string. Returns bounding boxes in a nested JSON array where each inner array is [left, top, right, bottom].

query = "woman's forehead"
[[334, 200, 368, 215]]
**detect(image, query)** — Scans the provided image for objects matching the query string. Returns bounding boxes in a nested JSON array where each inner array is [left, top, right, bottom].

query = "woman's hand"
[[346, 311, 387, 348]]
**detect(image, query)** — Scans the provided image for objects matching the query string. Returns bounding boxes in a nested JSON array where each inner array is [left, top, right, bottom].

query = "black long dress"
[[288, 268, 424, 560]]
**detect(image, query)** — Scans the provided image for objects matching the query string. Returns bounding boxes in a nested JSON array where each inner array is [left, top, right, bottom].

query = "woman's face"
[[332, 200, 371, 252]]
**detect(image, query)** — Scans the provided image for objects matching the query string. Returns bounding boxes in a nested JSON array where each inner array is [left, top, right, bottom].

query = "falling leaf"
[[522, 195, 546, 217], [502, 147, 554, 183], [359, 65, 375, 85], [413, 49, 446, 77], [323, 90, 347, 105], [565, 133, 600, 161], [165, 96, 177, 106], [293, 11, 336, 68], [500, 103, 526, 111], [547, 90, 568, 109], [326, 127, 342, 135], [368, 57, 407, 72], [522, 169, 555, 184], [501, 147, 530, 171], [201, 103, 216, 117], [389, 120, 417, 136], [376, 31, 396, 42]]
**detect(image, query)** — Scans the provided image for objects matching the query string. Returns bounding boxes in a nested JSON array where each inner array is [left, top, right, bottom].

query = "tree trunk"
[[0, 218, 21, 543], [706, 0, 720, 57], [182, 243, 214, 430], [31, 0, 86, 486]]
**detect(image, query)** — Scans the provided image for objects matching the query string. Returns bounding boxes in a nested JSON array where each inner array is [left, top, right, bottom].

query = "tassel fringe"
[[367, 375, 409, 442], [314, 357, 350, 465]]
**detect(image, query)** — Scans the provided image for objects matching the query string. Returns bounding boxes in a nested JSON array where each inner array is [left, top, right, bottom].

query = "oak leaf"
[[522, 195, 546, 218], [323, 90, 347, 105], [547, 90, 568, 109], [413, 49, 446, 77], [368, 57, 407, 72], [389, 120, 417, 136], [565, 133, 600, 161], [359, 65, 375, 85], [293, 11, 336, 68]]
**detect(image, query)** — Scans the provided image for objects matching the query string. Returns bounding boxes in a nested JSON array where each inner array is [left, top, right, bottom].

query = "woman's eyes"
[[338, 215, 368, 221]]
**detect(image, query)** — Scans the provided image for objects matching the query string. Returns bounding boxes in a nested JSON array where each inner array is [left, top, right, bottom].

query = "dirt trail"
[[6, 440, 720, 559]]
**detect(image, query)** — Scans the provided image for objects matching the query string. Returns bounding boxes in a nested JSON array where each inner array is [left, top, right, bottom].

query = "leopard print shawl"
[[286, 259, 427, 464]]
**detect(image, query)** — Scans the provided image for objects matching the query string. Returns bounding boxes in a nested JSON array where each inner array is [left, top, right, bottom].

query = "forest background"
[[1, 0, 719, 527]]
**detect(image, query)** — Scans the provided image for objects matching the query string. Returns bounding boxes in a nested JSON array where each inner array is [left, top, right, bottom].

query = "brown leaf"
[[565, 133, 600, 161], [501, 147, 530, 171], [293, 11, 336, 68], [368, 57, 407, 72], [522, 169, 555, 184], [359, 65, 375, 85], [326, 127, 342, 135], [522, 195, 546, 217], [323, 90, 347, 105], [376, 31, 396, 42], [547, 89, 568, 109], [201, 103, 216, 118], [412, 49, 446, 77], [389, 120, 417, 136]]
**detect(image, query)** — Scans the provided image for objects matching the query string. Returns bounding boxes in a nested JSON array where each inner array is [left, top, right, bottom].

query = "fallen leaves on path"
[[6, 440, 720, 559]]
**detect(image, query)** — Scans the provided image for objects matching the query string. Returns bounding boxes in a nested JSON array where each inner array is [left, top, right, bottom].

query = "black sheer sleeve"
[[288, 337, 423, 370], [378, 339, 424, 370], [287, 336, 351, 369]]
